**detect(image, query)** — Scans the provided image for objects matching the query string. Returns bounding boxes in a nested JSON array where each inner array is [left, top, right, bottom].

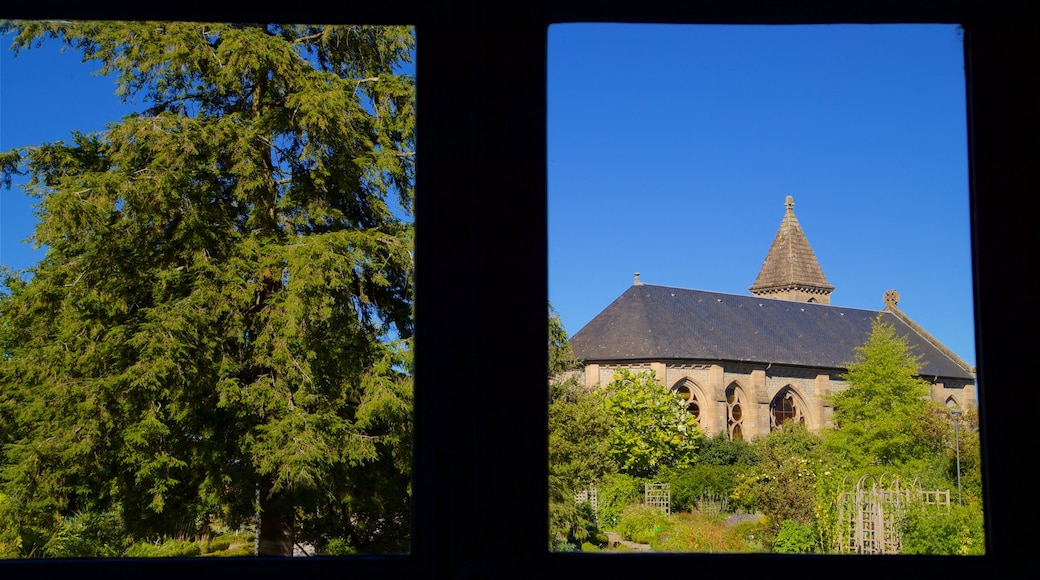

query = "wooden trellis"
[[574, 488, 599, 522], [645, 482, 670, 516], [835, 475, 950, 554]]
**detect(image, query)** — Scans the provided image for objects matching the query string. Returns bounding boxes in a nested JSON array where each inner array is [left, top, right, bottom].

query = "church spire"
[[749, 196, 835, 304]]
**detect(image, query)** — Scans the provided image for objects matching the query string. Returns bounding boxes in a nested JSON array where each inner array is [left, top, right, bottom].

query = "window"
[[672, 379, 702, 422], [771, 387, 807, 429], [726, 383, 746, 441], [1, 1, 1026, 577]]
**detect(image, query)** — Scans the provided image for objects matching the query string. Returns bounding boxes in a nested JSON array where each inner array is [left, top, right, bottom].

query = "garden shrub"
[[322, 537, 357, 556], [694, 489, 732, 518], [729, 516, 768, 552], [213, 543, 255, 557], [553, 541, 577, 552], [615, 503, 671, 545], [659, 464, 741, 513], [550, 498, 602, 550], [202, 534, 235, 553], [596, 473, 643, 530], [772, 519, 818, 553], [899, 502, 985, 555], [696, 433, 757, 467], [125, 538, 202, 558], [42, 510, 128, 558], [649, 512, 759, 553]]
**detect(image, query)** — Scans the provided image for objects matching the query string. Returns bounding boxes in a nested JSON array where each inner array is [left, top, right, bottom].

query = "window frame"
[[0, 1, 1027, 577]]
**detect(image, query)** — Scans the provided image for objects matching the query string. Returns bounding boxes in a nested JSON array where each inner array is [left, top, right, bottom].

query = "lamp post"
[[951, 408, 962, 506]]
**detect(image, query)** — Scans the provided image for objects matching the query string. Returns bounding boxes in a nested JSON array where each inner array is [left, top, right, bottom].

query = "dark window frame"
[[1, 1, 1028, 578]]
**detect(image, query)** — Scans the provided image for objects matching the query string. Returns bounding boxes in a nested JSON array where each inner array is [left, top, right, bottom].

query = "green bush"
[[596, 474, 643, 530], [772, 519, 818, 553], [125, 538, 202, 558], [696, 433, 758, 467], [899, 502, 985, 555], [659, 464, 742, 513], [549, 498, 602, 550], [322, 537, 357, 556], [202, 534, 235, 553], [213, 543, 255, 557], [615, 503, 671, 545], [41, 510, 128, 558], [125, 542, 160, 558], [553, 541, 577, 552]]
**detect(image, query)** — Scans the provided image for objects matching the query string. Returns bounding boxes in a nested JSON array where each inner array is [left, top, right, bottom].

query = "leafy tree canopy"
[[602, 369, 701, 479], [0, 20, 414, 557], [548, 302, 577, 380]]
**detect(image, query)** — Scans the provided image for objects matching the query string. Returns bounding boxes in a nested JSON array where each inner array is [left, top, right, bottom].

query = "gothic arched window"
[[725, 383, 745, 441], [770, 387, 806, 430], [672, 380, 702, 423]]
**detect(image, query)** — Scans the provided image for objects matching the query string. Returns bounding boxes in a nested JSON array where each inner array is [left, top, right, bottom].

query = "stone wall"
[[580, 360, 973, 440]]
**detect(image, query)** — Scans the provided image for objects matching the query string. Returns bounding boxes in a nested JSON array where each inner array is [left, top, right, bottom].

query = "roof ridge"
[[883, 301, 976, 376], [570, 284, 974, 381]]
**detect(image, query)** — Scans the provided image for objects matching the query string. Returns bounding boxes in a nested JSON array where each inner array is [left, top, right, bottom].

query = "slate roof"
[[750, 196, 834, 296], [569, 284, 975, 381]]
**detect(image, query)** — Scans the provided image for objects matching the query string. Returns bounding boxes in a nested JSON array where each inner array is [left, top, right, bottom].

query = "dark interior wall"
[[0, 1, 1029, 577]]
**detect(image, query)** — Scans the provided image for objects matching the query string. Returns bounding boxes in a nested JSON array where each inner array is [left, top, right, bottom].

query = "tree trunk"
[[256, 475, 295, 557]]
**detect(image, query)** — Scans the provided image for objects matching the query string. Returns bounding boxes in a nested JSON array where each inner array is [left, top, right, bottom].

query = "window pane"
[[548, 23, 981, 555]]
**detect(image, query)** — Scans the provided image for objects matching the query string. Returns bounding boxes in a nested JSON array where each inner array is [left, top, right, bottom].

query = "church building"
[[569, 196, 976, 440]]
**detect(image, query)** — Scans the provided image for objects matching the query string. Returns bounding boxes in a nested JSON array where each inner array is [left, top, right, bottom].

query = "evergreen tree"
[[825, 317, 933, 468], [547, 305, 615, 549], [0, 21, 414, 556]]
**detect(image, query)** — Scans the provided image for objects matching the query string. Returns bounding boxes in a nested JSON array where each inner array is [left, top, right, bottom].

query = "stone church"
[[569, 196, 976, 440]]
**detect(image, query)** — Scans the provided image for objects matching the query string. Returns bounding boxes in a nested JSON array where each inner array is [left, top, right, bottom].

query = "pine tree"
[[0, 21, 414, 556]]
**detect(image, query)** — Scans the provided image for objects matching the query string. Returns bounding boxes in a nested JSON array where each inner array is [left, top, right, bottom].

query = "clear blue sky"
[[548, 23, 976, 367], [2, 23, 976, 366], [2, 34, 139, 274]]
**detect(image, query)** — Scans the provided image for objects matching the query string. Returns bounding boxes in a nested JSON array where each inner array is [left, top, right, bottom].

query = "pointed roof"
[[749, 196, 834, 300]]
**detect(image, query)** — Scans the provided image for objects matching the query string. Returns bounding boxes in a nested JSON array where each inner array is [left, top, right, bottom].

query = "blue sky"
[[3, 23, 976, 366], [2, 35, 138, 273], [548, 23, 976, 367]]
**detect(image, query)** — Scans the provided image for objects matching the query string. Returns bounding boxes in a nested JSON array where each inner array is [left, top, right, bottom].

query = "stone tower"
[[749, 196, 835, 304]]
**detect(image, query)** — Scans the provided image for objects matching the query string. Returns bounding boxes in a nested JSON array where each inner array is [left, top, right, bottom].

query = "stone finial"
[[785, 195, 794, 211], [884, 289, 900, 308], [634, 272, 642, 286]]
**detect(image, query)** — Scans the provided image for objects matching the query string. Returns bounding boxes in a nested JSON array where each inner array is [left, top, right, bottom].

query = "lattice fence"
[[645, 482, 670, 516], [835, 475, 950, 554]]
